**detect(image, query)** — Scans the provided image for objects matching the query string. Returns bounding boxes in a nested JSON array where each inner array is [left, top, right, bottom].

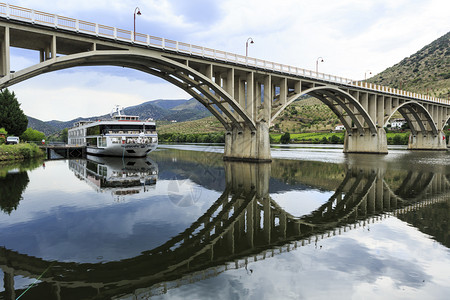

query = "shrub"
[[280, 132, 291, 144]]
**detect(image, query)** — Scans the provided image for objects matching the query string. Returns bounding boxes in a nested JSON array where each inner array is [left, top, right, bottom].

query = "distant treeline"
[[159, 132, 225, 143], [158, 131, 440, 145]]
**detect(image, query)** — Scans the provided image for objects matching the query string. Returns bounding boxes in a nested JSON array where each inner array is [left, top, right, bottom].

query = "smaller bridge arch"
[[385, 101, 439, 136], [270, 85, 378, 136]]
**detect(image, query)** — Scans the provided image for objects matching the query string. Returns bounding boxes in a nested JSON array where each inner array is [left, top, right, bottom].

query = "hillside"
[[369, 31, 450, 99]]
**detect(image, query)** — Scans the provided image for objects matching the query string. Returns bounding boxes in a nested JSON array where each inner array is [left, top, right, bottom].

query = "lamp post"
[[246, 37, 254, 57], [134, 7, 141, 42], [316, 57, 324, 74], [365, 70, 372, 81]]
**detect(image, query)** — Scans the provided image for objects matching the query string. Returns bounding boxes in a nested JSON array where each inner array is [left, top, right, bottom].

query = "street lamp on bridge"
[[246, 37, 254, 57], [134, 7, 142, 42], [316, 57, 324, 74], [365, 70, 372, 81]]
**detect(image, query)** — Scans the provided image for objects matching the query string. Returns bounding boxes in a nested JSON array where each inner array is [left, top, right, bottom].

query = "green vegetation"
[[20, 128, 46, 142], [0, 143, 45, 162], [271, 132, 345, 144], [0, 88, 28, 136], [159, 132, 225, 143], [280, 132, 291, 144], [386, 132, 410, 145]]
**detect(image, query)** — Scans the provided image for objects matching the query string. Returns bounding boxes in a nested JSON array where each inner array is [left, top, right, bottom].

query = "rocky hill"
[[368, 31, 450, 99]]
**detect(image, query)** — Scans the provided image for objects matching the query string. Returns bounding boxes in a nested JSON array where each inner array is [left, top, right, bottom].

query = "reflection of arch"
[[385, 101, 438, 136], [1, 163, 449, 299], [394, 171, 435, 200], [270, 86, 377, 135], [2, 50, 256, 132]]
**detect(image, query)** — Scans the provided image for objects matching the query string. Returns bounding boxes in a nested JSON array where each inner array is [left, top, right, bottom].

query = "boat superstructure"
[[68, 106, 158, 157]]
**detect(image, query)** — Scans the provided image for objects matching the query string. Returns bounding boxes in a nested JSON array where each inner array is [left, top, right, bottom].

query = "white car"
[[6, 136, 20, 144]]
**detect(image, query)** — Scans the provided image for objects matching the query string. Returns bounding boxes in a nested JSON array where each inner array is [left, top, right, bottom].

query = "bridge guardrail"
[[0, 2, 448, 105]]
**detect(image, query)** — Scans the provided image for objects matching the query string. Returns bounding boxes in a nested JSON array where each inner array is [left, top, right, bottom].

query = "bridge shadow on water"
[[0, 151, 449, 299]]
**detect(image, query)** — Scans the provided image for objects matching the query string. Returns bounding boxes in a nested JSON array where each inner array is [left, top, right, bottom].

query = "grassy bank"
[[0, 143, 45, 162]]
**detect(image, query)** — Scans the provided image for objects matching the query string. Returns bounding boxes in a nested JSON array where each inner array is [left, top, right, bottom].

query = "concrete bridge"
[[1, 161, 448, 299], [1, 3, 450, 162]]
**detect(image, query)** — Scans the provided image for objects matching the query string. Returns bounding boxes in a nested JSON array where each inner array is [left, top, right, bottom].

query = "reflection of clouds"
[[271, 190, 333, 217], [0, 176, 220, 263], [156, 218, 450, 300]]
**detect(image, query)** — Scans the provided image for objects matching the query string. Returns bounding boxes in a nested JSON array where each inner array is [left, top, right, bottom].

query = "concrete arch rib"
[[0, 50, 256, 131], [385, 101, 438, 136], [270, 85, 377, 135]]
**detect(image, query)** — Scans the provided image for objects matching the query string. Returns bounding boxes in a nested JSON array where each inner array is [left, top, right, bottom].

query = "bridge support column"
[[343, 128, 388, 154], [0, 26, 10, 77], [408, 131, 447, 150], [224, 122, 271, 162]]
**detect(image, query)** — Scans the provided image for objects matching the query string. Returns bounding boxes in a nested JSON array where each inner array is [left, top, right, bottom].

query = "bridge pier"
[[343, 128, 388, 154], [224, 122, 271, 162], [408, 131, 448, 151]]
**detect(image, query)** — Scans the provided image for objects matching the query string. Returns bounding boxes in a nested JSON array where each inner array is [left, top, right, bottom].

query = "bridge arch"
[[0, 50, 256, 132], [270, 85, 377, 135], [385, 101, 439, 136]]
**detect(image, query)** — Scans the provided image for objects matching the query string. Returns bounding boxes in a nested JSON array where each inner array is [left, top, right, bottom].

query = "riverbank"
[[0, 143, 45, 162]]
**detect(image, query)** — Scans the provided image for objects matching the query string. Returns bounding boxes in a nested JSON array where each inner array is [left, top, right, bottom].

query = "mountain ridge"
[[27, 98, 212, 135]]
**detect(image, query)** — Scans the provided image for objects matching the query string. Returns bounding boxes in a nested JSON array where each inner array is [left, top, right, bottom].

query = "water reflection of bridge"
[[1, 162, 448, 299]]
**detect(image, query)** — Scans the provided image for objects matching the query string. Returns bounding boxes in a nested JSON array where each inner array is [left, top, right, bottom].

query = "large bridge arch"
[[270, 85, 377, 136], [0, 49, 256, 132]]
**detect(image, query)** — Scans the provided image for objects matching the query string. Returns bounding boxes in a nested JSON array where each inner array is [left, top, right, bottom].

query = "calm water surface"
[[0, 144, 449, 299]]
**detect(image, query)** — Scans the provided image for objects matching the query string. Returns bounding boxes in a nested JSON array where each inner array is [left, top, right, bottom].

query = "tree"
[[0, 88, 28, 136], [20, 128, 45, 142], [280, 132, 291, 144]]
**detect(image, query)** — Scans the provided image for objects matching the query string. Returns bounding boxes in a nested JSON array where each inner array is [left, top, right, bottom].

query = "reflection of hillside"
[[271, 159, 346, 191], [151, 149, 226, 192], [397, 200, 449, 247], [383, 169, 409, 191], [151, 149, 347, 192]]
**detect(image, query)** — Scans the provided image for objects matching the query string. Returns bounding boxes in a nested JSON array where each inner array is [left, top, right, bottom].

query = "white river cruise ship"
[[68, 107, 158, 157]]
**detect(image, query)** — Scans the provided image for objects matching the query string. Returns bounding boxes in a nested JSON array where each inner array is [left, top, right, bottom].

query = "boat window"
[[98, 137, 107, 147], [86, 125, 101, 136]]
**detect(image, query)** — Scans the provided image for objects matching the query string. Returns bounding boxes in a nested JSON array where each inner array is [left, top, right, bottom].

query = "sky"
[[3, 0, 450, 121]]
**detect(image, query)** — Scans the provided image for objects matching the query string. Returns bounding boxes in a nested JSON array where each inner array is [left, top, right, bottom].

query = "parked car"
[[6, 136, 20, 144]]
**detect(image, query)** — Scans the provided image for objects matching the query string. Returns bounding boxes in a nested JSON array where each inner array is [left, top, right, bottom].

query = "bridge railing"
[[0, 2, 448, 105]]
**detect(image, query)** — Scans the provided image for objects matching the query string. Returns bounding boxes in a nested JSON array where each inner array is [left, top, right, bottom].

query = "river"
[[0, 144, 449, 299]]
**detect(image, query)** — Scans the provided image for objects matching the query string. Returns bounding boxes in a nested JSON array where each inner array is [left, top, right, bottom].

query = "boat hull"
[[87, 143, 157, 157]]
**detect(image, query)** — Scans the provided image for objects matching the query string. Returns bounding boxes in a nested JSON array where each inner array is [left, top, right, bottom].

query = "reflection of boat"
[[67, 106, 158, 157], [69, 155, 158, 199]]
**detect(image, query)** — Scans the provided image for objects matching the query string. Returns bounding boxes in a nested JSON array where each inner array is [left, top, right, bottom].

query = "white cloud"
[[12, 70, 190, 121]]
